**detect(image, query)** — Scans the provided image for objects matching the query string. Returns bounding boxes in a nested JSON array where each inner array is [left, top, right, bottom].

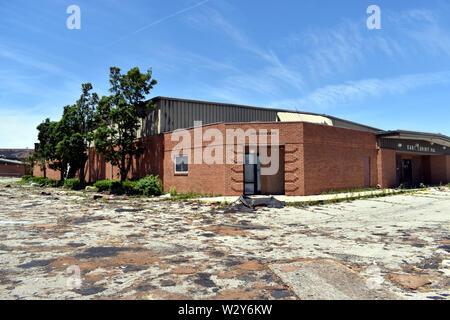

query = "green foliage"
[[35, 83, 99, 183], [36, 119, 60, 178], [23, 154, 36, 175], [21, 176, 62, 187], [94, 67, 157, 182], [167, 191, 204, 200], [93, 176, 162, 196], [110, 180, 124, 195], [123, 180, 138, 195], [64, 178, 83, 190], [169, 186, 177, 196], [134, 175, 163, 196], [94, 180, 113, 192], [21, 175, 33, 183], [321, 187, 378, 195]]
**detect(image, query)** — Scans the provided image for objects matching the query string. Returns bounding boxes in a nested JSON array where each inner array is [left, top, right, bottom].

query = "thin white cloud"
[[186, 7, 305, 94], [105, 0, 212, 47], [271, 71, 450, 110], [284, 20, 406, 79], [0, 46, 63, 75]]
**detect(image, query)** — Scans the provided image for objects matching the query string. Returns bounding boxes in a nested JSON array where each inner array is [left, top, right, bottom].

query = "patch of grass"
[[20, 176, 62, 187], [169, 186, 177, 197], [287, 189, 415, 208], [172, 192, 223, 201], [64, 178, 83, 190], [321, 187, 379, 195]]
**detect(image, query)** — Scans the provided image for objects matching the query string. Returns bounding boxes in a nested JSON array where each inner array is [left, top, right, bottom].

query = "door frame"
[[243, 152, 261, 195]]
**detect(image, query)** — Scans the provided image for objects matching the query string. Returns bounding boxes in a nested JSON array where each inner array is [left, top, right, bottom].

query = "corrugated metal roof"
[[0, 149, 32, 160], [0, 158, 24, 165], [138, 96, 387, 136]]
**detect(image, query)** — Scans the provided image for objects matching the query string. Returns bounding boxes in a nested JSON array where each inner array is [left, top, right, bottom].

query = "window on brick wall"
[[175, 155, 188, 174]]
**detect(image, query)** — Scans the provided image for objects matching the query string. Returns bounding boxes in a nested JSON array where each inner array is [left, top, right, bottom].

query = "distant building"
[[0, 149, 32, 177], [33, 97, 450, 195]]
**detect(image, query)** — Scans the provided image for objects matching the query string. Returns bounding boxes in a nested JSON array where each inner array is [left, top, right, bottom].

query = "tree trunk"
[[79, 162, 86, 184], [87, 147, 91, 184]]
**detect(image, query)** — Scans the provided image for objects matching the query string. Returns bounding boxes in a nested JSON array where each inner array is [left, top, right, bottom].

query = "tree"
[[36, 119, 55, 178], [23, 153, 36, 176], [47, 120, 68, 181], [61, 84, 99, 183], [35, 84, 99, 183], [36, 119, 69, 181], [94, 67, 157, 182], [55, 105, 87, 180]]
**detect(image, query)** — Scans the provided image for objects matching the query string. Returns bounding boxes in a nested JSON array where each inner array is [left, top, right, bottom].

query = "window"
[[175, 155, 189, 174]]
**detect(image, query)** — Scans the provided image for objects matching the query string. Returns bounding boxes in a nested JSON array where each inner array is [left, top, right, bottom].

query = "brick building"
[[0, 149, 32, 177], [34, 97, 450, 195]]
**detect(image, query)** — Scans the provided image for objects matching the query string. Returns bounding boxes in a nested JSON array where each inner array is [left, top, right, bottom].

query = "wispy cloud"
[[0, 46, 64, 75], [105, 0, 212, 47], [186, 7, 305, 96], [284, 20, 407, 80], [270, 71, 450, 110], [393, 9, 450, 56]]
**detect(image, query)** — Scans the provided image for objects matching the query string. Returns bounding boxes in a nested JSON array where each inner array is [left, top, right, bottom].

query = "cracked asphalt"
[[0, 178, 448, 300]]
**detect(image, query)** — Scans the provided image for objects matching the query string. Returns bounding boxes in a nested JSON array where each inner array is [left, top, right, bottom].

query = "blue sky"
[[1, 0, 450, 148]]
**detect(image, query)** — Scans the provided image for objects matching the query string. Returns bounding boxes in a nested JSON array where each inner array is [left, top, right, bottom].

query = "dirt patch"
[[236, 261, 265, 271], [213, 288, 269, 300], [107, 251, 160, 267], [387, 274, 432, 290], [172, 266, 202, 275], [203, 225, 247, 237]]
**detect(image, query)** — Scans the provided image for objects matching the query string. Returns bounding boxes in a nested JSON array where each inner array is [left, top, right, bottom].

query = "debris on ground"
[[0, 177, 448, 300], [238, 195, 285, 209]]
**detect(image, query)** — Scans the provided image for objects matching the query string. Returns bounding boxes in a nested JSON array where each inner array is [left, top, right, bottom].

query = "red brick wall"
[[447, 156, 450, 183], [377, 149, 397, 188], [302, 123, 378, 195], [161, 122, 304, 195], [33, 164, 61, 180], [33, 134, 164, 183], [0, 164, 28, 177], [163, 123, 226, 195], [36, 122, 450, 195], [429, 155, 448, 185], [222, 122, 303, 196], [161, 122, 379, 196]]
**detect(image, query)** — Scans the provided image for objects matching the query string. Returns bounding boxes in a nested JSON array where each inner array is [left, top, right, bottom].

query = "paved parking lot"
[[0, 178, 449, 300]]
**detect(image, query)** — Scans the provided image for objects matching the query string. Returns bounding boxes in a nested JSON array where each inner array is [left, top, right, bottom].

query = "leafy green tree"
[[55, 106, 87, 180], [36, 116, 74, 181], [73, 83, 98, 183], [56, 84, 98, 183], [46, 120, 68, 181], [94, 67, 157, 182], [36, 119, 56, 178], [23, 153, 36, 175]]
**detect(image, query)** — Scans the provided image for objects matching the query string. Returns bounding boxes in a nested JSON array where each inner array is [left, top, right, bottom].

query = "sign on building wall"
[[379, 138, 450, 155]]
